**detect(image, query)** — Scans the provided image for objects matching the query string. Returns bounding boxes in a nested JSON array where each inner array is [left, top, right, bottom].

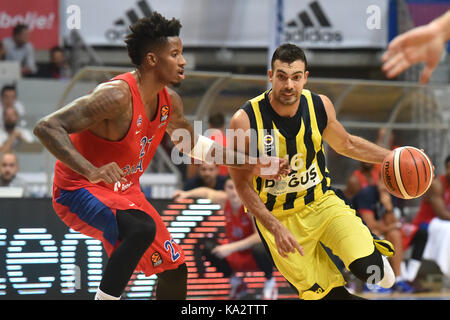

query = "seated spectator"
[[37, 46, 72, 79], [353, 179, 415, 293], [1, 84, 26, 125], [404, 155, 450, 282], [344, 161, 380, 200], [0, 107, 34, 153], [182, 162, 227, 191], [174, 176, 277, 299], [2, 24, 37, 76], [0, 151, 29, 196]]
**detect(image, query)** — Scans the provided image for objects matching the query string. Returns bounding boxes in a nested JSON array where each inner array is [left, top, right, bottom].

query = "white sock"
[[400, 261, 408, 279], [406, 259, 422, 282], [377, 256, 395, 288], [95, 288, 121, 300]]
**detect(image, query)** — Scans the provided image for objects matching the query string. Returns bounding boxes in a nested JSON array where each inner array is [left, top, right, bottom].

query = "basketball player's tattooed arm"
[[228, 109, 304, 258], [33, 81, 129, 184], [166, 88, 290, 177], [320, 94, 391, 164]]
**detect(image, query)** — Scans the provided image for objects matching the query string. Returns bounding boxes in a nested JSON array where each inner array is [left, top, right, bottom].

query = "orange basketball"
[[382, 146, 434, 199]]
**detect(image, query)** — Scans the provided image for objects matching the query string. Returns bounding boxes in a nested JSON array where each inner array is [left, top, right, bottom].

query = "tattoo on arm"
[[33, 82, 130, 177]]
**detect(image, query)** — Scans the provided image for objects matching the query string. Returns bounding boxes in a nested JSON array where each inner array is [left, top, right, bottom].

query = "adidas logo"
[[285, 0, 343, 44], [105, 0, 153, 42]]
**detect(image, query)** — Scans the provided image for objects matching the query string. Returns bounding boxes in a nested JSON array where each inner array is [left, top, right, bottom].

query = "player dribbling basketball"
[[228, 43, 404, 300]]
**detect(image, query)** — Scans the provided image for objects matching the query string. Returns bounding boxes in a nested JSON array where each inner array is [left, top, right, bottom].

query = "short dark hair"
[[445, 155, 450, 166], [125, 12, 182, 66], [1, 84, 16, 97], [50, 46, 63, 55], [13, 24, 28, 36], [271, 43, 308, 71], [208, 113, 225, 128]]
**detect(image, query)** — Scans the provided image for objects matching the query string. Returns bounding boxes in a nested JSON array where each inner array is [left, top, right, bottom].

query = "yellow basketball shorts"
[[255, 190, 375, 300]]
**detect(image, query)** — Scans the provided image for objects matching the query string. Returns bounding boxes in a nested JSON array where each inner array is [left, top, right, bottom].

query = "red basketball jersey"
[[53, 72, 172, 193], [223, 200, 254, 242], [413, 175, 450, 226]]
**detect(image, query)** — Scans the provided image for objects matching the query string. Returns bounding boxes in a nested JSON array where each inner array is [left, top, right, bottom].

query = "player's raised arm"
[[33, 81, 129, 184], [320, 94, 391, 164], [166, 88, 290, 177], [228, 109, 304, 258]]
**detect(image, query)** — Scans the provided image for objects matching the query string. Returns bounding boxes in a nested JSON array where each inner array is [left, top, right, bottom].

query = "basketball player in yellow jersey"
[[228, 43, 396, 300]]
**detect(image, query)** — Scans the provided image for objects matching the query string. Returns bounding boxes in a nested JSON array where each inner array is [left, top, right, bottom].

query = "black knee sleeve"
[[411, 228, 428, 261], [156, 263, 188, 300], [348, 248, 384, 284], [117, 209, 157, 248], [100, 209, 157, 297]]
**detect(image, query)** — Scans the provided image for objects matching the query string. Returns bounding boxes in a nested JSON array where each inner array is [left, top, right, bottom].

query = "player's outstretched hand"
[[381, 19, 446, 84], [253, 155, 291, 180], [272, 222, 304, 258], [86, 162, 127, 185]]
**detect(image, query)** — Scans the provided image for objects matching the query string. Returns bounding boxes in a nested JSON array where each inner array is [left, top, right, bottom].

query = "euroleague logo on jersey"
[[151, 251, 163, 267], [160, 105, 169, 122]]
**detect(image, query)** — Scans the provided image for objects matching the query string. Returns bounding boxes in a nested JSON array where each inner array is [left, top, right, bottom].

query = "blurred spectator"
[[375, 127, 396, 150], [175, 177, 277, 299], [1, 84, 26, 126], [181, 162, 227, 191], [0, 42, 6, 60], [0, 151, 29, 196], [0, 107, 34, 153], [344, 161, 380, 200], [2, 24, 37, 76], [403, 155, 450, 283], [37, 46, 72, 79], [353, 179, 415, 293]]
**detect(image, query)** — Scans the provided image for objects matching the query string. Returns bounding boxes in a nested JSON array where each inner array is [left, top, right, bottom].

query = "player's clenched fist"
[[86, 162, 127, 184]]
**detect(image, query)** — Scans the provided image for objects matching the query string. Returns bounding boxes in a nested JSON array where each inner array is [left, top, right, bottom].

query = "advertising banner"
[[0, 0, 59, 50], [61, 0, 388, 48]]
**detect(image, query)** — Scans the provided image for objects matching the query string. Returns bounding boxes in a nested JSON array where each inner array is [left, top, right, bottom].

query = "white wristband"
[[189, 135, 215, 162]]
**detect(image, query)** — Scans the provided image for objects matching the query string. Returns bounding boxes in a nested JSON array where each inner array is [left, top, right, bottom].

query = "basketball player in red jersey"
[[33, 12, 289, 300], [413, 155, 450, 226]]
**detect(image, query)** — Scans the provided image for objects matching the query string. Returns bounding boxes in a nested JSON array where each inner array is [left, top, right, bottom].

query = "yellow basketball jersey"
[[241, 89, 331, 216]]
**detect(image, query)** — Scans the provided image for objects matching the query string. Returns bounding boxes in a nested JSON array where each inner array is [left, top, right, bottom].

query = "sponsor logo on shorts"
[[151, 251, 163, 267], [113, 180, 133, 192], [307, 283, 324, 294]]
